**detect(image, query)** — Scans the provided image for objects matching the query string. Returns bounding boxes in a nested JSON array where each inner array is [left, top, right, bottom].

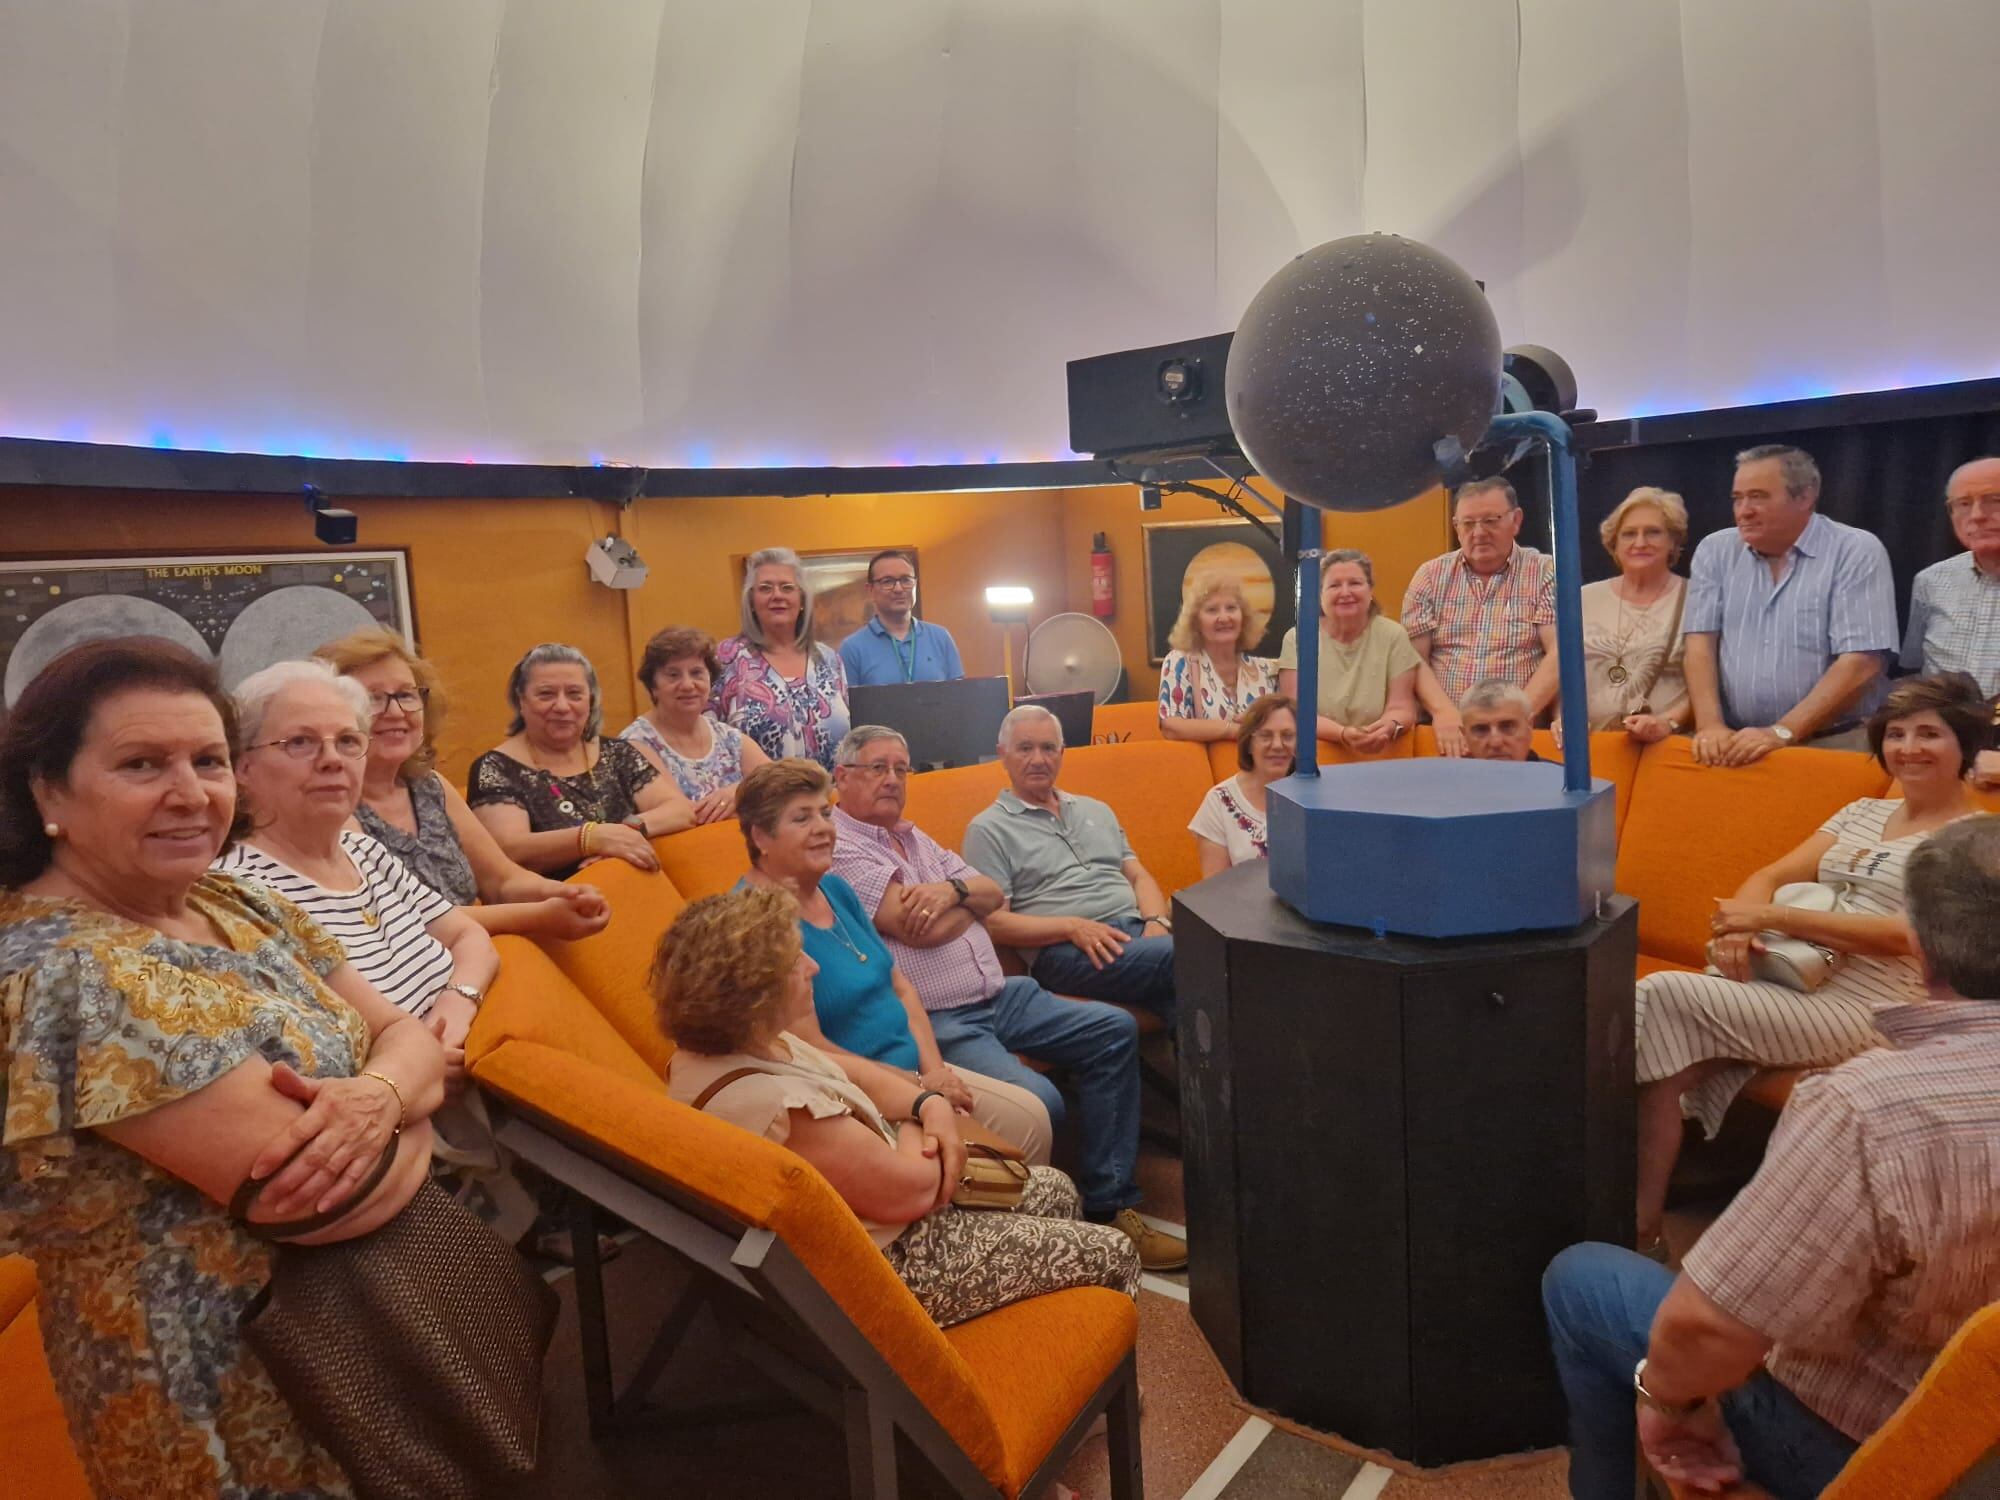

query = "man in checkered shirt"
[[1400, 476, 1558, 755], [828, 725, 1185, 1272], [1542, 815, 2000, 1499], [1902, 455, 2000, 789]]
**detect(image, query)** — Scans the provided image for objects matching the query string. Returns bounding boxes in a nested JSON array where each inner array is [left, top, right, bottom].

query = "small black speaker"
[[1067, 332, 1238, 461]]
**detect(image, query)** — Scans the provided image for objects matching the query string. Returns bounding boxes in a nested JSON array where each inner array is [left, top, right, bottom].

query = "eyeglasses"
[[869, 574, 917, 590], [1946, 493, 2000, 517], [1251, 731, 1297, 748], [753, 582, 801, 597], [247, 731, 371, 761], [846, 760, 912, 779], [1453, 515, 1512, 533], [366, 688, 427, 714]]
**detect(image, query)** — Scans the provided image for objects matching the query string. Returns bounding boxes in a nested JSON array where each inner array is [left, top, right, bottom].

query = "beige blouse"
[[1579, 576, 1687, 729], [668, 1032, 906, 1249]]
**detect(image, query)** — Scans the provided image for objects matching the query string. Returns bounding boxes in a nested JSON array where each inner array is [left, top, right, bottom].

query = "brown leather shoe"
[[1115, 1209, 1188, 1272]]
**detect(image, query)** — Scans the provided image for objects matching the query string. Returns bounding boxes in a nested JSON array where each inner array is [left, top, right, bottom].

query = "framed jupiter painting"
[[1140, 517, 1293, 664], [0, 550, 415, 706]]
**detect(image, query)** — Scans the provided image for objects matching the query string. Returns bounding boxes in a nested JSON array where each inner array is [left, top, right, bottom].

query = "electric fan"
[[1022, 612, 1124, 705]]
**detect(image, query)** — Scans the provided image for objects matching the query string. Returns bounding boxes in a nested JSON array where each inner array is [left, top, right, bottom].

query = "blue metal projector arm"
[[1484, 410, 1592, 794]]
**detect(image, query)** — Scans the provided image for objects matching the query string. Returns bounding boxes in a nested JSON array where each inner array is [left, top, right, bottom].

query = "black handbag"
[[231, 1130, 558, 1500]]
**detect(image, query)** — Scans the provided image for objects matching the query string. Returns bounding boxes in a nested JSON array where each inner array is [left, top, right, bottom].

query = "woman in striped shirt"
[[215, 660, 498, 1096], [1635, 673, 1990, 1252]]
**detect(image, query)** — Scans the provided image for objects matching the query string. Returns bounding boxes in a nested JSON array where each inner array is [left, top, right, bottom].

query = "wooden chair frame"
[[489, 1093, 1144, 1500]]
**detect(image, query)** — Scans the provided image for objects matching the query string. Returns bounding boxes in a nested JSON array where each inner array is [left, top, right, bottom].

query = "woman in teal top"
[[732, 757, 1051, 1163]]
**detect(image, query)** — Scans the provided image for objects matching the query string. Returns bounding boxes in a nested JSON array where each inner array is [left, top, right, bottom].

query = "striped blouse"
[[214, 831, 455, 1017]]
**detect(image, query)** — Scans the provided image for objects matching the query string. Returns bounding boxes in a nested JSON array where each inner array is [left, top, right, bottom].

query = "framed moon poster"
[[1141, 518, 1294, 664], [1, 550, 414, 707]]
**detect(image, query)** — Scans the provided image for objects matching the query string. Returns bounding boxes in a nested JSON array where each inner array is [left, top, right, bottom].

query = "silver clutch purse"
[[1706, 881, 1846, 992]]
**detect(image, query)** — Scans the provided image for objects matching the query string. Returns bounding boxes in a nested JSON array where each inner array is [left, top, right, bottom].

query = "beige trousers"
[[935, 1065, 1054, 1165]]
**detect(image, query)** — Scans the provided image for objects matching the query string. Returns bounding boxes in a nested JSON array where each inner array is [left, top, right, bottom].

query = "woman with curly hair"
[[1157, 572, 1277, 742], [658, 886, 1139, 1327]]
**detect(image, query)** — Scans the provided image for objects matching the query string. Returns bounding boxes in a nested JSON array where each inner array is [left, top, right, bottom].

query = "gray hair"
[[505, 642, 602, 739], [1905, 816, 2000, 1001], [234, 659, 372, 745], [1458, 678, 1532, 718], [1735, 443, 1821, 501], [835, 725, 909, 766], [739, 547, 817, 650], [1451, 476, 1518, 513], [998, 703, 1063, 749]]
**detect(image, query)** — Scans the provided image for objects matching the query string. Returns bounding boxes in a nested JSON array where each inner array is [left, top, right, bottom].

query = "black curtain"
[[1512, 410, 2000, 627]]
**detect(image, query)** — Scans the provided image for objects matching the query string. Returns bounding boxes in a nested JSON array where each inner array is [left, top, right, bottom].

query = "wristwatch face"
[[1772, 726, 1795, 743]]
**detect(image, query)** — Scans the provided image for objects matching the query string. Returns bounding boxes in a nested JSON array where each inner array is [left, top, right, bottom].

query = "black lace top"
[[466, 739, 660, 878]]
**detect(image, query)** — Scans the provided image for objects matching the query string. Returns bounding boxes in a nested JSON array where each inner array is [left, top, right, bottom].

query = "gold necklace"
[[821, 897, 871, 964]]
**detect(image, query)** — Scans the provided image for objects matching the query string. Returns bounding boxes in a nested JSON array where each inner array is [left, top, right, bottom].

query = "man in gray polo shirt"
[[963, 705, 1178, 1024]]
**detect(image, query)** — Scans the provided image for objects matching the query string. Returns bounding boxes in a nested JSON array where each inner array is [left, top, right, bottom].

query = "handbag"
[[1705, 881, 1846, 993], [694, 1069, 1031, 1211], [231, 1129, 558, 1500]]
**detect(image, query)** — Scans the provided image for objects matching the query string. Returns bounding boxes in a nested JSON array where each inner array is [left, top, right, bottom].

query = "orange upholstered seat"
[[653, 818, 751, 901], [0, 1257, 92, 1500], [1615, 737, 1890, 971], [1089, 700, 1163, 744]]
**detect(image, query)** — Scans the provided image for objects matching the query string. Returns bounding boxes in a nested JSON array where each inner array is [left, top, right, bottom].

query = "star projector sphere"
[[1226, 234, 1502, 512]]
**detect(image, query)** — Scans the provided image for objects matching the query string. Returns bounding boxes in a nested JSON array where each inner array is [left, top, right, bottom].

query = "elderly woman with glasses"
[[710, 547, 852, 769], [469, 642, 694, 878], [213, 660, 499, 1098], [316, 628, 610, 939], [1580, 487, 1693, 740], [1188, 694, 1299, 874]]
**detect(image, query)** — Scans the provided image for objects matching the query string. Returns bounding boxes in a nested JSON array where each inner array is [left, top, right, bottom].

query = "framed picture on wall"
[[734, 547, 922, 648], [1141, 518, 1292, 664], [0, 549, 414, 707]]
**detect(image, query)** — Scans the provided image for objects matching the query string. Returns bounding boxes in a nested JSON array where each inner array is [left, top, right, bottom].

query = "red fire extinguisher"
[[1090, 532, 1115, 619]]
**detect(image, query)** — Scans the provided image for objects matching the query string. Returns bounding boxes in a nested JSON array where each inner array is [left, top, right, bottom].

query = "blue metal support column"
[[1289, 501, 1323, 778], [1484, 411, 1592, 794]]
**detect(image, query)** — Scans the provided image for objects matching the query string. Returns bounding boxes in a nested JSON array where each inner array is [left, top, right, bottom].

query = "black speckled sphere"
[[1226, 234, 1501, 512]]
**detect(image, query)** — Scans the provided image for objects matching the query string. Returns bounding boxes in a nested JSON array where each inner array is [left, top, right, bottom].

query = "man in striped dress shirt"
[[1684, 444, 1899, 766], [1542, 815, 2000, 1500], [1902, 455, 2000, 788]]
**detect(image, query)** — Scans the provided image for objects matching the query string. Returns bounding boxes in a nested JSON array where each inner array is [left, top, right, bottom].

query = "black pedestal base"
[[1174, 862, 1636, 1467]]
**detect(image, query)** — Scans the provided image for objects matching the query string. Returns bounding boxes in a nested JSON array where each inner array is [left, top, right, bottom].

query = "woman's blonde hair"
[[1598, 487, 1689, 566], [651, 886, 803, 1056], [735, 757, 832, 865], [1168, 572, 1270, 654], [314, 627, 446, 781]]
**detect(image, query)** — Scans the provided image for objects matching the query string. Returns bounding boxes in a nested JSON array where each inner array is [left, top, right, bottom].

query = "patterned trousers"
[[887, 1166, 1142, 1328]]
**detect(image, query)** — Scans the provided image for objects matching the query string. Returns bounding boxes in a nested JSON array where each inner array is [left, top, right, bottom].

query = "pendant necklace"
[[527, 741, 597, 818], [824, 899, 871, 963]]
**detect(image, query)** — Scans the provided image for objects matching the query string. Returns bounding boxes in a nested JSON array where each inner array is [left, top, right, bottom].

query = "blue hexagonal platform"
[[1265, 758, 1617, 938]]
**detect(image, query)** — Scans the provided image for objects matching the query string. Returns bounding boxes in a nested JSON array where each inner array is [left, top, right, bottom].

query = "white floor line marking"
[[1178, 1415, 1272, 1500], [1140, 1272, 1190, 1303], [1137, 1212, 1187, 1241], [1336, 1460, 1394, 1500]]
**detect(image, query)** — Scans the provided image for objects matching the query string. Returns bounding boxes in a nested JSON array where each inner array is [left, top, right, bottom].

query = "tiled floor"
[[523, 1124, 1727, 1500]]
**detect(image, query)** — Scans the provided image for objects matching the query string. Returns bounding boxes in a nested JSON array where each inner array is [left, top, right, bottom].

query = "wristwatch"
[[948, 876, 970, 906], [1770, 725, 1796, 744], [1144, 913, 1173, 933], [442, 982, 485, 1005], [1633, 1358, 1709, 1417]]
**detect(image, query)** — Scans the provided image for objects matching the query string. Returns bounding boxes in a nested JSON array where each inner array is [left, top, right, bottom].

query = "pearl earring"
[[43, 821, 61, 839]]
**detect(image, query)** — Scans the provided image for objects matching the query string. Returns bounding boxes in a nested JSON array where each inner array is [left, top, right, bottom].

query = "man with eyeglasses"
[[829, 725, 1185, 1271], [1401, 477, 1559, 754], [1901, 457, 2000, 788], [837, 550, 966, 686]]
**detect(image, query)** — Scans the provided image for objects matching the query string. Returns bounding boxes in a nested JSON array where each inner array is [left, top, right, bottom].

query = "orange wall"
[[2, 476, 1450, 781]]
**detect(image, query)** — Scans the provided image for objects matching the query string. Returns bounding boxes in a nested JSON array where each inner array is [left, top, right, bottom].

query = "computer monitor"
[[1012, 690, 1096, 751], [847, 677, 1013, 769]]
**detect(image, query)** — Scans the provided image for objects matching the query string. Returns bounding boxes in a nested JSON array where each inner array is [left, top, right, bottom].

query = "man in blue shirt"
[[1683, 445, 1898, 766], [838, 550, 966, 685]]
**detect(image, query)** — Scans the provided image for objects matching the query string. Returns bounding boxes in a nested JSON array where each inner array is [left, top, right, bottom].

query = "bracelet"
[[578, 820, 598, 858], [907, 1089, 947, 1124], [361, 1070, 407, 1131]]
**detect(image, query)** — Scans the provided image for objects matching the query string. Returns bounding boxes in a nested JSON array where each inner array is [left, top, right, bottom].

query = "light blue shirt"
[[1900, 552, 2000, 698], [838, 616, 965, 686], [962, 789, 1138, 926], [1683, 511, 1898, 730]]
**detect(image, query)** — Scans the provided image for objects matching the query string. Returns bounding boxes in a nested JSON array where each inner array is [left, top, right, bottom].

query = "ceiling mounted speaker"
[[1226, 233, 1501, 512], [1023, 612, 1124, 704]]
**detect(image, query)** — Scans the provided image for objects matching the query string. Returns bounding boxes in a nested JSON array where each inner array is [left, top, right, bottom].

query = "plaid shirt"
[[1901, 551, 2000, 699], [1399, 544, 1555, 705], [1682, 1000, 2000, 1440], [829, 805, 1003, 1013]]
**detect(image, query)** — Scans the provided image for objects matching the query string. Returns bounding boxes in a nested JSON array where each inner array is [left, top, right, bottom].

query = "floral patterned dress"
[[709, 636, 851, 769], [0, 874, 369, 1499], [1157, 649, 1276, 725]]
